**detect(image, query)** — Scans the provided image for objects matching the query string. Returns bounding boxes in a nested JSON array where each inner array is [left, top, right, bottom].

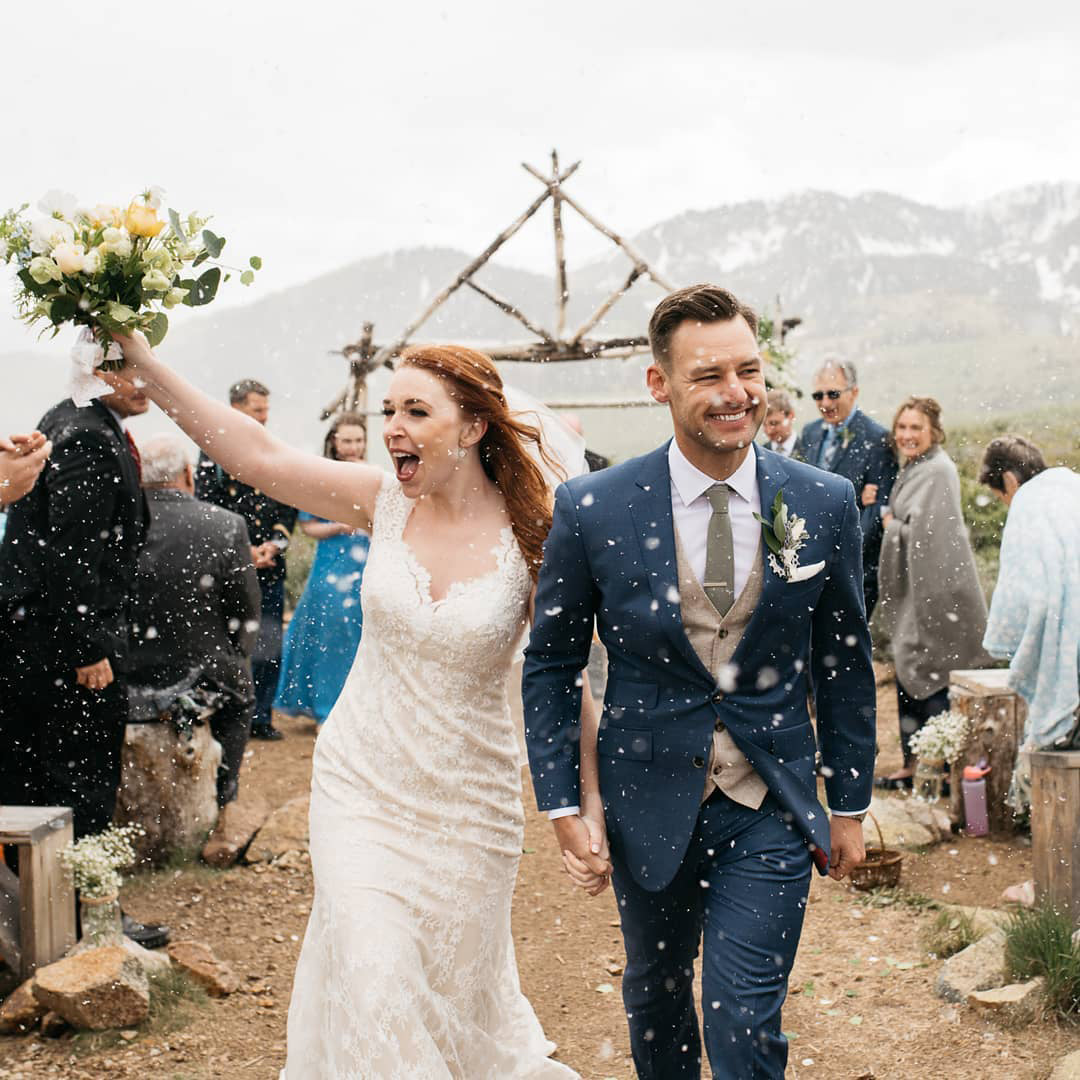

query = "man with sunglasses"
[[795, 358, 896, 615]]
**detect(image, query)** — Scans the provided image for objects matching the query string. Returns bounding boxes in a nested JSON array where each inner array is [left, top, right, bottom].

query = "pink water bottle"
[[962, 763, 991, 837]]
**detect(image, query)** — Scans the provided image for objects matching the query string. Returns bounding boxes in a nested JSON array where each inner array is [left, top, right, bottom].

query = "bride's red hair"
[[397, 345, 563, 581]]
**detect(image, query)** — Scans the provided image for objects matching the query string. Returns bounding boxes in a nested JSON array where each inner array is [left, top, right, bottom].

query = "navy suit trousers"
[[613, 793, 812, 1079]]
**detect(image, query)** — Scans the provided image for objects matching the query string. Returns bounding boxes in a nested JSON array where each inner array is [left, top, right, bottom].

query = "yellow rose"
[[124, 202, 164, 238]]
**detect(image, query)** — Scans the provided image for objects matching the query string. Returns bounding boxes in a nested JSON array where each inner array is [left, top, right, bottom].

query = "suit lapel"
[[628, 443, 713, 685], [729, 445, 790, 673]]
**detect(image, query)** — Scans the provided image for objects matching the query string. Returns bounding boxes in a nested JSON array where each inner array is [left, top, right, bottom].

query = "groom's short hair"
[[648, 284, 759, 369]]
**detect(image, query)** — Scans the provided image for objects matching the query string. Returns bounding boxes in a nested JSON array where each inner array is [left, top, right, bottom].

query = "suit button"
[[718, 629, 729, 639], [712, 690, 725, 703], [692, 756, 705, 769]]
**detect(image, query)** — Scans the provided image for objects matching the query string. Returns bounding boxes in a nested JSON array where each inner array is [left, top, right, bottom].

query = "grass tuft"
[[1004, 901, 1080, 1022], [923, 908, 979, 959]]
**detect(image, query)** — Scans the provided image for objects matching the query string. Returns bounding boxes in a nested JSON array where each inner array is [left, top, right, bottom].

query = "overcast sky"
[[2, 0, 1079, 355]]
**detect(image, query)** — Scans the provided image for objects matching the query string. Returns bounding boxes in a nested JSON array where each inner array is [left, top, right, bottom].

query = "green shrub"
[[923, 908, 979, 959]]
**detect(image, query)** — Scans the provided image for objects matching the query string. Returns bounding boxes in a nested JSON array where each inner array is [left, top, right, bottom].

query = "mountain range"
[[5, 182, 1079, 461]]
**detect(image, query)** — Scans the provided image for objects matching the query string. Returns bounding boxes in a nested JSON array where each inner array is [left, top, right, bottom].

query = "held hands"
[[251, 542, 280, 569], [75, 658, 114, 692], [0, 432, 52, 506], [827, 815, 866, 882], [553, 796, 612, 897]]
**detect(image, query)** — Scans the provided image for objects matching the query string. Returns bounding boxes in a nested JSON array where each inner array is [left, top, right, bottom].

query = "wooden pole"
[[551, 150, 569, 338], [570, 264, 646, 346], [369, 187, 553, 367], [463, 279, 557, 344]]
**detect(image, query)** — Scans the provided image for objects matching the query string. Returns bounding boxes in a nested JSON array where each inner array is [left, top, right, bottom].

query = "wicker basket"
[[848, 811, 903, 891]]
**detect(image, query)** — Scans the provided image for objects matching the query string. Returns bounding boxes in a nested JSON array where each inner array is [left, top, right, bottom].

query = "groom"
[[523, 284, 875, 1079]]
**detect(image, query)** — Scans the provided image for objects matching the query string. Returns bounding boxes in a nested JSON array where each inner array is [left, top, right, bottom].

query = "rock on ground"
[[40, 1010, 69, 1038], [32, 945, 149, 1030], [122, 936, 172, 976], [864, 794, 952, 850], [1050, 1049, 1080, 1079], [938, 904, 1010, 938], [167, 940, 239, 997], [935, 930, 1007, 1002], [968, 978, 1045, 1025], [246, 795, 309, 863], [0, 979, 45, 1034], [201, 794, 270, 868]]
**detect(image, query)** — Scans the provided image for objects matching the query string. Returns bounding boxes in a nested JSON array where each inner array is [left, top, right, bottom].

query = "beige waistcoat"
[[673, 525, 769, 809]]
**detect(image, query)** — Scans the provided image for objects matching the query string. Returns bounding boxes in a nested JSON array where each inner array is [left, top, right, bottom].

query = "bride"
[[113, 335, 611, 1078]]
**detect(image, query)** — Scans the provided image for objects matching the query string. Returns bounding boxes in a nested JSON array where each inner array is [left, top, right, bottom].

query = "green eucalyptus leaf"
[[201, 229, 225, 258], [186, 267, 221, 307], [192, 250, 209, 268], [168, 208, 186, 240], [17, 268, 51, 298], [144, 311, 169, 347], [240, 269, 254, 286], [249, 255, 262, 270], [773, 506, 787, 542], [108, 302, 138, 324]]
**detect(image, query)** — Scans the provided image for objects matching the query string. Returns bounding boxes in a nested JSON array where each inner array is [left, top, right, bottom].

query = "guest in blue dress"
[[274, 414, 370, 724]]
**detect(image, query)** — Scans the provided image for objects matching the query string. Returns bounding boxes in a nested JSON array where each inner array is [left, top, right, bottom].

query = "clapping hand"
[[0, 431, 52, 506]]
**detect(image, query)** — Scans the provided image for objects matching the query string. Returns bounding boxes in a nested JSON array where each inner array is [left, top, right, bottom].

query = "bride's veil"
[[503, 384, 589, 489]]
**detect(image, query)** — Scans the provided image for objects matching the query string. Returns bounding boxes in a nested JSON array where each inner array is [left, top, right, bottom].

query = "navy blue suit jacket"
[[523, 442, 876, 891], [794, 410, 896, 585]]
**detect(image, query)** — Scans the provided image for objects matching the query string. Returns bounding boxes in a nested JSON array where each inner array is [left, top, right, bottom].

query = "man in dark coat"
[[794, 358, 897, 615], [194, 379, 296, 740], [129, 434, 262, 807], [0, 379, 149, 837]]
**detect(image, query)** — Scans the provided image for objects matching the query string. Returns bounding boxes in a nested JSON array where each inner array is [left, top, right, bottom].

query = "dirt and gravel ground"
[[1, 680, 1077, 1079]]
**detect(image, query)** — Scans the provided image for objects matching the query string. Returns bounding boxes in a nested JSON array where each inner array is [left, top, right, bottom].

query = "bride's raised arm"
[[114, 332, 384, 529]]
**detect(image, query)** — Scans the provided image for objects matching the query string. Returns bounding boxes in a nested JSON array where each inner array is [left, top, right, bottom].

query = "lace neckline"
[[399, 524, 517, 608]]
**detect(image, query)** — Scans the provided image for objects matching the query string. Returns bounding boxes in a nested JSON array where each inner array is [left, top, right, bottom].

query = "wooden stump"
[[113, 721, 222, 865], [0, 807, 76, 979], [1030, 750, 1080, 926], [948, 669, 1026, 835]]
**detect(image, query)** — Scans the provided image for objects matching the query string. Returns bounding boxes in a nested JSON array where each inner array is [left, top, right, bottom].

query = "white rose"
[[52, 242, 86, 275], [30, 217, 75, 254], [144, 185, 166, 210], [81, 248, 102, 275], [99, 227, 132, 257], [37, 189, 78, 219], [28, 256, 62, 285], [141, 268, 171, 293], [163, 286, 189, 309]]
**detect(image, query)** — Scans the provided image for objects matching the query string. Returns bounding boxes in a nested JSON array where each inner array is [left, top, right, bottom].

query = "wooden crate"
[[0, 806, 77, 979], [948, 669, 1026, 835], [1030, 750, 1080, 926]]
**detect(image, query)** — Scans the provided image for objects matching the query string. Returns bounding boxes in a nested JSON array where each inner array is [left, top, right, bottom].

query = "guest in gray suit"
[[129, 434, 261, 806]]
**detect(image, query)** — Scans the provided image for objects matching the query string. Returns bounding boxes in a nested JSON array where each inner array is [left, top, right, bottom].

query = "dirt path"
[[1, 684, 1076, 1079]]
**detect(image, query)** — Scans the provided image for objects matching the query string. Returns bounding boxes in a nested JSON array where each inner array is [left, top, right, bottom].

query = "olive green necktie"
[[704, 483, 735, 616]]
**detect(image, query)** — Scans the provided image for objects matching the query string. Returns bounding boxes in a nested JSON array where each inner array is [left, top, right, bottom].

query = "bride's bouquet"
[[0, 187, 260, 366]]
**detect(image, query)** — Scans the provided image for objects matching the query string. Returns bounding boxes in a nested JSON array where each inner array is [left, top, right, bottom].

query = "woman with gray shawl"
[[872, 397, 991, 788]]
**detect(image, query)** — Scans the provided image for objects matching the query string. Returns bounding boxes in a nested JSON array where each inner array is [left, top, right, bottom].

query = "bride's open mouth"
[[391, 451, 421, 482]]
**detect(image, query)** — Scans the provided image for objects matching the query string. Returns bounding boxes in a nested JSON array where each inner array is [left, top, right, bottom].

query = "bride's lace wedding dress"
[[282, 476, 578, 1079]]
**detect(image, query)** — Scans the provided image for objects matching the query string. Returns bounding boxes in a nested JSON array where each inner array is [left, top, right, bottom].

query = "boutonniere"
[[754, 490, 827, 583]]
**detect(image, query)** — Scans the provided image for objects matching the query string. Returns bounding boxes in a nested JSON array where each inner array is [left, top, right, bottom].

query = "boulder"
[[167, 940, 239, 997], [246, 796, 309, 863], [122, 937, 171, 976], [935, 930, 1007, 1002], [1049, 1049, 1080, 1080], [32, 945, 149, 1030], [114, 720, 222, 865], [968, 978, 1045, 1025], [1001, 879, 1036, 907], [201, 795, 270, 868], [864, 795, 952, 850], [0, 979, 45, 1034]]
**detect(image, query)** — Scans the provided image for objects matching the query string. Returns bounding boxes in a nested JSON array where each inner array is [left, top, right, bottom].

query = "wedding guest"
[[0, 377, 168, 946], [196, 378, 297, 741], [761, 388, 797, 456], [875, 397, 991, 789], [795, 358, 896, 614], [274, 414, 371, 725], [980, 436, 1080, 805], [561, 412, 610, 471], [129, 435, 262, 807]]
